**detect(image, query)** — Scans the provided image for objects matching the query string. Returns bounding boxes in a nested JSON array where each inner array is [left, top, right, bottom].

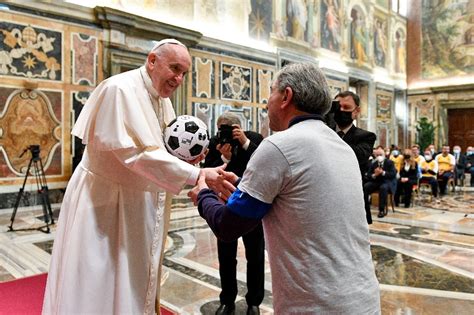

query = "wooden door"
[[448, 108, 474, 150]]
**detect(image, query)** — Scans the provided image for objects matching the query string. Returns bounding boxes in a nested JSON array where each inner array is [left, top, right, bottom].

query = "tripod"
[[9, 146, 55, 233]]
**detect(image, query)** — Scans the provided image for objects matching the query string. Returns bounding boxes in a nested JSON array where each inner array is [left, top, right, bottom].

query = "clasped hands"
[[188, 166, 239, 205]]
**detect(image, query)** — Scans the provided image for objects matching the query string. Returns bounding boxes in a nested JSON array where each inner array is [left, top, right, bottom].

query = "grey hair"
[[275, 63, 332, 115], [217, 112, 241, 126]]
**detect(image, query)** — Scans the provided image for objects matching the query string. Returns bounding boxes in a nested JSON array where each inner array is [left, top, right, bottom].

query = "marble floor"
[[0, 187, 473, 314]]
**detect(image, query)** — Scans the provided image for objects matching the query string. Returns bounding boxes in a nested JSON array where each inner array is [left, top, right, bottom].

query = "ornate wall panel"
[[0, 10, 102, 189], [71, 33, 98, 86], [0, 88, 61, 176], [0, 22, 62, 81], [221, 63, 252, 102], [192, 57, 214, 98], [188, 49, 274, 138], [376, 93, 392, 120], [257, 69, 272, 104]]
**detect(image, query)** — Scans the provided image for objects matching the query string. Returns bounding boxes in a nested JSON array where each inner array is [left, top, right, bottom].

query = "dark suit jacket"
[[367, 158, 397, 192], [203, 130, 263, 177], [340, 125, 377, 179], [399, 163, 419, 184]]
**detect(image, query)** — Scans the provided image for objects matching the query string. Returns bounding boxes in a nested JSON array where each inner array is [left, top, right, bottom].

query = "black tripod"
[[9, 145, 55, 233]]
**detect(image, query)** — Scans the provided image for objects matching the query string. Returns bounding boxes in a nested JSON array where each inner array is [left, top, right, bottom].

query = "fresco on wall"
[[376, 0, 389, 9], [394, 29, 406, 73], [0, 22, 62, 80], [350, 7, 368, 65], [321, 0, 341, 52], [249, 0, 272, 41], [422, 0, 473, 78], [374, 17, 388, 68], [286, 0, 309, 41]]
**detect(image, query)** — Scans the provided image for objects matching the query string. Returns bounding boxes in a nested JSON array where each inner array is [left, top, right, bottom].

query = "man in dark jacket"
[[332, 91, 376, 182], [364, 146, 397, 221], [203, 112, 264, 315]]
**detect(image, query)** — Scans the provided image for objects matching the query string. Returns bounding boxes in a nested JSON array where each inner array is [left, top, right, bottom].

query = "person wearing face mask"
[[389, 147, 403, 174], [435, 145, 455, 196], [363, 146, 397, 220], [466, 146, 474, 187], [428, 144, 438, 158], [394, 150, 418, 208], [453, 145, 467, 187], [420, 149, 439, 200], [331, 91, 376, 184]]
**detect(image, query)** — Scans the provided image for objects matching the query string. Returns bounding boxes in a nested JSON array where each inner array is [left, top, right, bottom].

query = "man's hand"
[[374, 167, 384, 177], [232, 124, 248, 146], [217, 143, 232, 160], [187, 149, 208, 165], [188, 174, 208, 205], [200, 166, 236, 201]]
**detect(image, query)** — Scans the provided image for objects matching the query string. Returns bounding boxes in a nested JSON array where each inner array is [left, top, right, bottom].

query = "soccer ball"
[[164, 115, 209, 161]]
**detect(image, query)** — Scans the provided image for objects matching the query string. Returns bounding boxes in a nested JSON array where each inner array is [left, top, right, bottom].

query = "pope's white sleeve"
[[112, 146, 200, 194]]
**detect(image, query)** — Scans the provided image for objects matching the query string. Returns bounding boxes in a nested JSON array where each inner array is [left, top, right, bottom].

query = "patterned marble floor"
[[0, 188, 473, 314]]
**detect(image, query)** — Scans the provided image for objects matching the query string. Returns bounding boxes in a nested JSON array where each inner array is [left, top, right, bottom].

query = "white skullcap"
[[150, 38, 186, 52]]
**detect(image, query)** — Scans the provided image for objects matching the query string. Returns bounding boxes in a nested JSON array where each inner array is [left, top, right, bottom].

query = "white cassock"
[[42, 66, 199, 314]]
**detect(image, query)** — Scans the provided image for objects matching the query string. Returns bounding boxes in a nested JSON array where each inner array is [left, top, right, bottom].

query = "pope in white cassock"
[[43, 39, 222, 314]]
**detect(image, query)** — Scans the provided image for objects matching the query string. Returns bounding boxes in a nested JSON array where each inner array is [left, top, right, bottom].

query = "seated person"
[[435, 145, 455, 196], [453, 145, 467, 186], [364, 146, 397, 219], [389, 147, 403, 174], [466, 146, 474, 187], [420, 149, 439, 200], [394, 149, 418, 208]]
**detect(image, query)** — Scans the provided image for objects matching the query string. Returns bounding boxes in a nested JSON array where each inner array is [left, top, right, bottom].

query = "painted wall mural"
[[422, 0, 473, 78], [0, 22, 62, 80], [374, 17, 388, 68], [286, 0, 309, 42], [321, 0, 342, 52], [394, 28, 406, 73], [249, 0, 273, 41], [350, 6, 368, 65]]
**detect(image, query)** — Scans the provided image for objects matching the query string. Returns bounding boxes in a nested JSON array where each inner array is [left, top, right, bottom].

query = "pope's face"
[[147, 45, 191, 98]]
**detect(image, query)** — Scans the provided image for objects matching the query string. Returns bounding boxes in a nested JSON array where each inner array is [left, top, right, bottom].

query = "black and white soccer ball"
[[164, 115, 209, 161]]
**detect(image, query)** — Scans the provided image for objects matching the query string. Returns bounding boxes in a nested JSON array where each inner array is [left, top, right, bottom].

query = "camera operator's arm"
[[232, 124, 263, 157]]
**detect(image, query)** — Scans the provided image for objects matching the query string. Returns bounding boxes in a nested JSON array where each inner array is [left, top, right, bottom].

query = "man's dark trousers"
[[217, 222, 265, 307]]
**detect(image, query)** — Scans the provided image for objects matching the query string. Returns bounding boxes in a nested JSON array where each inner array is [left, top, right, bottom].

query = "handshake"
[[188, 166, 239, 205]]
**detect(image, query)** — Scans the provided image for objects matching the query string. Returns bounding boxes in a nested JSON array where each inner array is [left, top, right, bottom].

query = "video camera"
[[19, 145, 41, 160], [328, 100, 340, 114], [217, 124, 236, 145]]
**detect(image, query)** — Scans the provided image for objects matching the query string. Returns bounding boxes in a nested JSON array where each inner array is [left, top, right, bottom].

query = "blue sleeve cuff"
[[227, 188, 271, 219]]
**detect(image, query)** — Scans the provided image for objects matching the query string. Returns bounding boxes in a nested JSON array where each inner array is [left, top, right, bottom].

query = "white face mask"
[[453, 149, 460, 154], [376, 155, 385, 163], [424, 154, 432, 161]]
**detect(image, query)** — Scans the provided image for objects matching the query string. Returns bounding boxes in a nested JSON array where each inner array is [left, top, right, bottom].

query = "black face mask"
[[334, 108, 354, 128], [403, 154, 411, 160]]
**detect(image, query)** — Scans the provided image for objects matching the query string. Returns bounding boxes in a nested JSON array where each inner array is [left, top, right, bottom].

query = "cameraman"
[[203, 112, 264, 315]]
